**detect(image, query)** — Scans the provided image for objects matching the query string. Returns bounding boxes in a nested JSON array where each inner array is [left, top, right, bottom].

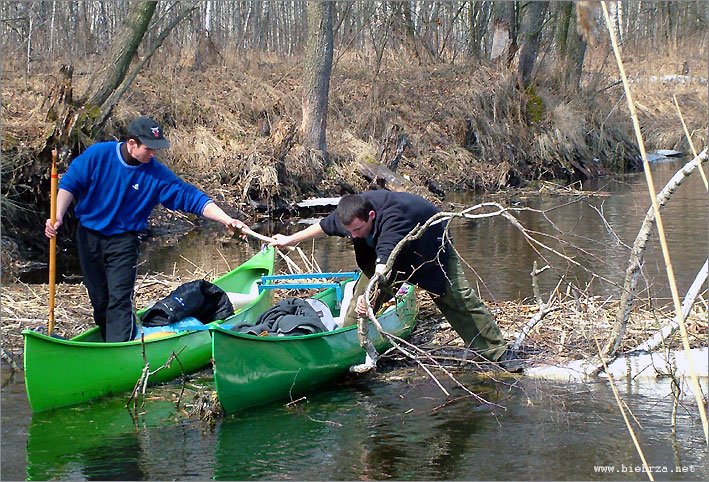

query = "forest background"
[[1, 0, 707, 268]]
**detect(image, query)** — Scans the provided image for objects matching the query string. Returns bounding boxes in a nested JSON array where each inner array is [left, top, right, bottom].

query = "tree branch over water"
[[606, 148, 708, 358]]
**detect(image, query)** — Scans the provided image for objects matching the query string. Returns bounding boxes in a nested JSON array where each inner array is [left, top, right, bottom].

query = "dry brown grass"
[[582, 34, 708, 153], [2, 36, 705, 228]]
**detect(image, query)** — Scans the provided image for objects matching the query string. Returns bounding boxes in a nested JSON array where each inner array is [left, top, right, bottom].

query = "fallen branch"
[[354, 291, 500, 406], [1, 348, 20, 372], [512, 262, 560, 350], [352, 200, 612, 389], [607, 148, 708, 357], [633, 260, 708, 353]]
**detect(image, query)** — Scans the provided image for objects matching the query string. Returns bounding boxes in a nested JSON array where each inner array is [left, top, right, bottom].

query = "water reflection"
[[25, 398, 175, 480], [3, 368, 707, 480], [448, 159, 708, 302], [212, 380, 474, 480]]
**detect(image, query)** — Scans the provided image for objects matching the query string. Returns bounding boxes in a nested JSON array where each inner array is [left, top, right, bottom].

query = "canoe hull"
[[23, 247, 274, 412], [212, 285, 418, 413]]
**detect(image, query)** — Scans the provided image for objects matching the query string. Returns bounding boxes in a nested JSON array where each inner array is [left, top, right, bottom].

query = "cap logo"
[[151, 127, 160, 137]]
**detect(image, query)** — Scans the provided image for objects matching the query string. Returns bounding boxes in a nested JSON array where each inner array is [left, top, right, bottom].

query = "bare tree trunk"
[[99, 4, 198, 128], [565, 3, 587, 90], [49, 1, 56, 55], [467, 1, 486, 58], [605, 148, 709, 357], [488, 0, 516, 61], [80, 1, 157, 107], [26, 9, 32, 79], [395, 1, 421, 64], [608, 1, 621, 48], [617, 0, 625, 44], [301, 1, 333, 154], [554, 2, 572, 57], [517, 1, 548, 89]]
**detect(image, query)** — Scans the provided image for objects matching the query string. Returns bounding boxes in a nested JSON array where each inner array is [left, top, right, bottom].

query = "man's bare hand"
[[355, 295, 368, 315], [269, 233, 294, 251], [227, 218, 249, 240], [45, 218, 62, 238]]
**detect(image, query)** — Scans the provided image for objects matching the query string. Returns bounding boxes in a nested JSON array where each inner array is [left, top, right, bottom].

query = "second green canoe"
[[211, 282, 418, 414]]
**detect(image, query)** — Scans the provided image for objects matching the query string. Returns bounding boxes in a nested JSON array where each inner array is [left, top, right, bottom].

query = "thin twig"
[[595, 339, 655, 481]]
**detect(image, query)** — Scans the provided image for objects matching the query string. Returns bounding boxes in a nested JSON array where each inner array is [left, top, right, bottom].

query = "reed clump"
[[583, 34, 708, 154]]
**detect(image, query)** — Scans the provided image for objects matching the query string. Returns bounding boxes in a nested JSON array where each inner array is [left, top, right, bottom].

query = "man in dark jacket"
[[270, 190, 514, 364], [45, 116, 249, 342]]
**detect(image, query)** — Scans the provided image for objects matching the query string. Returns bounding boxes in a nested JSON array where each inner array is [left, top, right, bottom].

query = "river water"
[[158, 157, 708, 303], [2, 157, 708, 480], [2, 368, 708, 480]]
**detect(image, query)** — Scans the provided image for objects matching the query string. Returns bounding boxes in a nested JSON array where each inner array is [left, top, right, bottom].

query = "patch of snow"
[[296, 197, 341, 208], [525, 347, 708, 382], [631, 75, 708, 85], [297, 218, 323, 225], [654, 149, 683, 157]]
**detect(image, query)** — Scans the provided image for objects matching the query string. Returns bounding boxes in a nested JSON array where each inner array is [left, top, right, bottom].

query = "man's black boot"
[[497, 347, 524, 373]]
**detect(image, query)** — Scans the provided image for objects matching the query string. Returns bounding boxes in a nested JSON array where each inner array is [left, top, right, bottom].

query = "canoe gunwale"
[[20, 290, 269, 348], [21, 247, 276, 347], [208, 302, 410, 342], [210, 283, 418, 413]]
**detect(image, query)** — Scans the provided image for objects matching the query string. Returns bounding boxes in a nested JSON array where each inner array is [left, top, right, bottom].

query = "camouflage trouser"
[[342, 249, 507, 362], [430, 249, 507, 361]]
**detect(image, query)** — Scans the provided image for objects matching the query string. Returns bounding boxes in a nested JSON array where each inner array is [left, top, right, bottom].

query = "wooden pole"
[[48, 149, 58, 336]]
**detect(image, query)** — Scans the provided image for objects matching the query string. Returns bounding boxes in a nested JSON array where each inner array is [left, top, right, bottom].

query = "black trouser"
[[76, 224, 139, 342]]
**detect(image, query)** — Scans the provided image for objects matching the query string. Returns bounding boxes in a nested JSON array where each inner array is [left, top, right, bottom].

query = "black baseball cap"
[[127, 117, 170, 149]]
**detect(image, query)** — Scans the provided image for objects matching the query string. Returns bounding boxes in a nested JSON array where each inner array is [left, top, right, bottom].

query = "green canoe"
[[22, 246, 275, 412], [211, 281, 418, 414]]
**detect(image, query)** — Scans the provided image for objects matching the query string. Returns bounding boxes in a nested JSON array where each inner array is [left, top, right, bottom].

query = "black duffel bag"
[[141, 279, 234, 327]]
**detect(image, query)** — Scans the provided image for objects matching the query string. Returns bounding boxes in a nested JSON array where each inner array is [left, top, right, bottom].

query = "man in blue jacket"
[[270, 191, 518, 367], [45, 117, 249, 342]]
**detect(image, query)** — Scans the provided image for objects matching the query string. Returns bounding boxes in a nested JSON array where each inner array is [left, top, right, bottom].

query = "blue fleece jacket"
[[59, 142, 213, 236]]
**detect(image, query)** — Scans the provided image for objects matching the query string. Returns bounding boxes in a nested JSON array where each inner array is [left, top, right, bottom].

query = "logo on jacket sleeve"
[[132, 183, 140, 190]]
